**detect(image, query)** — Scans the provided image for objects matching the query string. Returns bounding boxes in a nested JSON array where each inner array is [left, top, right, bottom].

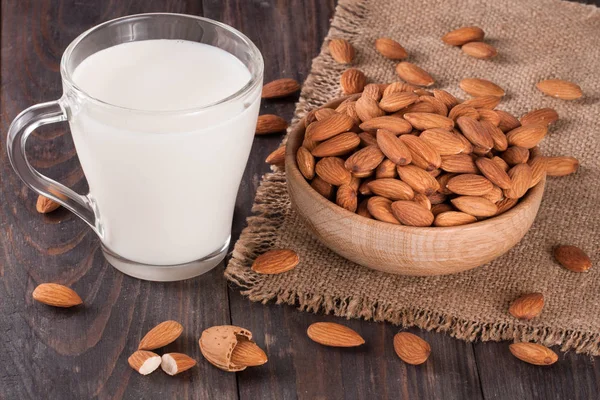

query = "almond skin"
[[404, 112, 454, 131], [440, 154, 479, 174], [367, 196, 401, 224], [545, 156, 579, 176], [461, 41, 497, 59], [420, 128, 469, 155], [340, 68, 367, 95], [446, 174, 494, 196], [506, 124, 547, 149], [307, 322, 365, 347], [442, 26, 485, 46], [393, 332, 431, 365], [307, 113, 355, 141], [32, 283, 83, 308], [375, 37, 408, 59], [265, 146, 286, 166], [311, 176, 334, 199], [395, 62, 435, 87], [360, 116, 412, 135], [138, 321, 184, 350], [336, 184, 358, 212], [36, 195, 61, 214], [536, 79, 582, 100], [262, 78, 300, 99], [256, 114, 288, 135], [399, 135, 442, 171], [128, 351, 162, 375], [376, 129, 412, 165], [312, 132, 360, 157], [451, 196, 498, 217], [252, 249, 299, 274], [329, 39, 355, 64], [344, 145, 385, 174], [391, 200, 435, 227], [434, 211, 477, 227], [396, 165, 441, 195], [297, 147, 316, 180], [379, 92, 419, 113], [509, 293, 544, 320], [520, 108, 559, 127], [367, 179, 414, 201], [509, 343, 558, 366], [460, 78, 505, 98], [161, 353, 197, 376], [476, 157, 512, 189], [554, 245, 592, 272], [504, 163, 533, 199]]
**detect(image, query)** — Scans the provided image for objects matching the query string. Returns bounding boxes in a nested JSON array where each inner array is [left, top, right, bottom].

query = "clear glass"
[[7, 13, 264, 281]]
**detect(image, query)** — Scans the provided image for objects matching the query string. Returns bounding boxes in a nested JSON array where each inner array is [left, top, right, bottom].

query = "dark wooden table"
[[1, 1, 599, 399]]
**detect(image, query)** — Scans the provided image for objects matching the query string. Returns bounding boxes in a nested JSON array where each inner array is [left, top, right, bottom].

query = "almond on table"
[[262, 78, 300, 99], [375, 37, 408, 59], [251, 249, 299, 274], [32, 283, 83, 308], [255, 114, 288, 135], [393, 332, 431, 365], [138, 320, 183, 350], [329, 38, 355, 64], [442, 26, 485, 46], [307, 322, 365, 347], [36, 195, 61, 214], [553, 245, 592, 272]]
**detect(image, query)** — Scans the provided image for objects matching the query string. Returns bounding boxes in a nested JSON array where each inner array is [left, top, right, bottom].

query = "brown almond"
[[341, 68, 367, 95], [356, 198, 372, 219], [128, 351, 162, 375], [329, 39, 355, 64], [477, 109, 501, 127], [307, 113, 355, 141], [199, 325, 257, 372], [528, 156, 547, 188], [433, 89, 460, 109], [392, 101, 437, 118], [462, 95, 502, 109], [376, 129, 412, 165], [230, 339, 268, 367], [384, 82, 418, 96], [296, 147, 315, 180], [393, 332, 431, 365], [461, 41, 497, 59], [32, 283, 83, 308], [360, 116, 413, 135], [404, 112, 454, 131], [506, 124, 547, 149], [536, 79, 582, 100], [391, 200, 435, 226], [395, 62, 435, 87], [495, 197, 519, 215], [359, 131, 378, 147], [482, 185, 504, 203], [312, 132, 360, 157], [349, 175, 361, 191], [481, 121, 508, 151], [417, 96, 448, 116], [436, 173, 456, 195], [315, 108, 337, 121], [311, 176, 334, 199], [161, 353, 197, 376], [396, 165, 441, 195], [442, 26, 485, 46], [399, 135, 442, 171], [501, 146, 530, 166], [420, 128, 469, 155], [138, 321, 184, 350], [256, 114, 288, 135], [446, 174, 494, 196], [362, 84, 383, 101], [545, 156, 579, 176], [428, 192, 448, 207], [520, 108, 559, 127], [356, 96, 386, 122], [302, 136, 319, 152], [554, 245, 592, 272], [336, 184, 358, 212], [252, 249, 299, 274], [367, 179, 414, 201], [265, 146, 286, 166], [451, 196, 498, 217], [307, 322, 365, 347], [456, 116, 493, 150], [509, 293, 544, 321], [431, 203, 454, 216], [359, 177, 375, 195], [448, 104, 479, 121], [379, 92, 419, 112], [413, 193, 432, 210], [492, 156, 510, 171], [376, 159, 398, 179], [434, 211, 477, 227], [509, 343, 558, 366], [375, 37, 408, 59], [460, 78, 505, 97], [476, 157, 512, 189], [367, 196, 401, 224], [440, 154, 479, 174], [262, 78, 300, 99], [496, 110, 522, 132], [504, 163, 533, 199], [36, 195, 61, 214], [316, 157, 352, 186], [345, 146, 385, 174]]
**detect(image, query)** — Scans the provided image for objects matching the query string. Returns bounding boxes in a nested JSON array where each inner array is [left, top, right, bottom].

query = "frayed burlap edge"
[[225, 0, 600, 356]]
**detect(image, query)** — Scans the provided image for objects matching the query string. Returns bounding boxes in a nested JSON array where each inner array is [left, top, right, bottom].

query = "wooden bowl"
[[285, 97, 546, 276]]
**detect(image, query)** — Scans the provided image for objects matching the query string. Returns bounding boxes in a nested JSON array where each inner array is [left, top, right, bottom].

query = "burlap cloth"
[[226, 0, 600, 355]]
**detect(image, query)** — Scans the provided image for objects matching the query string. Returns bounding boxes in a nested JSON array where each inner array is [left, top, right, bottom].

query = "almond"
[[451, 130, 474, 154], [296, 147, 316, 180], [509, 343, 558, 366], [311, 176, 334, 199], [456, 116, 493, 150], [395, 62, 435, 87], [367, 179, 414, 201], [504, 163, 533, 199], [384, 81, 418, 96], [375, 37, 408, 59], [481, 121, 508, 151], [312, 132, 360, 157], [199, 325, 261, 372], [344, 102, 362, 124], [475, 157, 512, 189], [509, 293, 544, 320], [359, 131, 378, 147], [506, 124, 547, 149], [340, 68, 367, 94], [302, 136, 319, 152], [520, 108, 559, 127], [436, 173, 456, 195], [461, 41, 497, 59], [255, 114, 288, 135], [316, 157, 353, 185], [262, 78, 300, 99], [356, 96, 386, 122], [404, 112, 454, 130], [329, 39, 355, 64], [367, 196, 400, 224], [379, 92, 419, 112], [307, 113, 355, 141], [393, 332, 431, 365], [536, 79, 582, 100], [460, 78, 505, 97], [482, 185, 504, 203], [528, 156, 547, 188], [265, 146, 286, 166], [391, 200, 434, 226], [434, 211, 477, 227], [413, 193, 432, 210], [396, 165, 440, 195], [431, 203, 454, 216], [554, 245, 592, 272], [307, 322, 365, 347], [495, 197, 518, 215], [356, 198, 372, 219], [442, 26, 485, 46], [428, 193, 448, 207], [451, 196, 498, 217], [349, 175, 361, 191], [420, 128, 469, 155], [230, 338, 268, 367], [446, 174, 494, 196], [501, 146, 530, 165], [336, 184, 358, 212], [417, 96, 448, 116], [376, 159, 398, 179], [360, 116, 413, 135], [496, 110, 522, 132], [462, 95, 502, 109], [32, 283, 83, 308], [448, 104, 479, 121], [344, 145, 385, 174], [305, 109, 318, 127], [36, 195, 60, 214], [128, 351, 162, 375], [440, 154, 479, 174], [161, 353, 197, 376], [362, 84, 383, 101], [545, 156, 579, 176], [433, 89, 460, 109], [477, 109, 501, 127], [399, 135, 442, 171], [138, 321, 183, 350], [252, 249, 299, 274], [376, 129, 412, 165], [393, 101, 437, 117], [492, 156, 510, 172], [315, 108, 337, 121]]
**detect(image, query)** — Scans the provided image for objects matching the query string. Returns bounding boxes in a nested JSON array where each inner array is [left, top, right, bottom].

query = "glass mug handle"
[[7, 100, 98, 233]]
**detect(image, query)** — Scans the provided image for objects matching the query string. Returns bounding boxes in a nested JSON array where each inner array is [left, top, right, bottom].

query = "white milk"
[[68, 39, 260, 266]]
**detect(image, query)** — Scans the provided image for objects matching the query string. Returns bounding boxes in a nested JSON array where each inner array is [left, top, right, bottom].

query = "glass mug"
[[7, 14, 264, 281]]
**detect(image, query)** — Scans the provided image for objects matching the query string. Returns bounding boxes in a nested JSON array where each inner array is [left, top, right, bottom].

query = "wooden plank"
[[0, 1, 238, 399]]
